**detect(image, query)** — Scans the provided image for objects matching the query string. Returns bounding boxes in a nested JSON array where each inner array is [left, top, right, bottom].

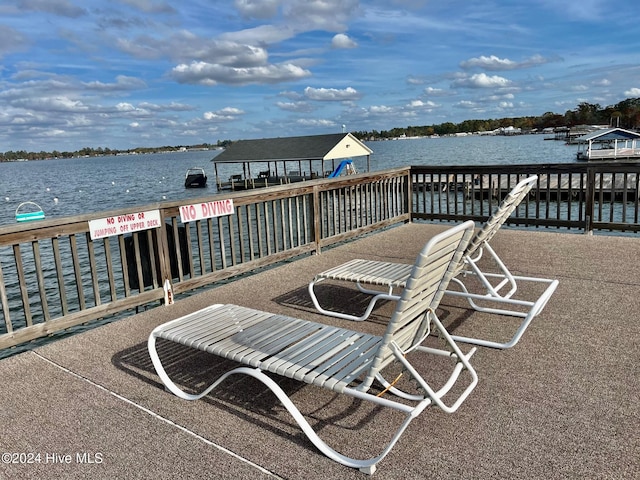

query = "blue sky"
[[0, 0, 639, 152]]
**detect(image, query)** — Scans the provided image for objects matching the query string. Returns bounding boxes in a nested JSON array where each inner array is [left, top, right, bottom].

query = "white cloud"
[[303, 86, 360, 101], [461, 55, 517, 71], [171, 61, 311, 86], [11, 95, 89, 112], [408, 99, 437, 109], [220, 25, 295, 47], [203, 107, 245, 121], [117, 103, 136, 112], [460, 54, 553, 71], [83, 75, 147, 91], [424, 87, 446, 96], [456, 100, 478, 109], [331, 33, 357, 49], [296, 118, 336, 127], [452, 73, 512, 89], [276, 101, 314, 112], [369, 105, 394, 114], [624, 87, 640, 96]]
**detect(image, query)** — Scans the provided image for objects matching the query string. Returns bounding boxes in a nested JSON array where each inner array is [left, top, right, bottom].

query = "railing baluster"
[[0, 260, 12, 333]]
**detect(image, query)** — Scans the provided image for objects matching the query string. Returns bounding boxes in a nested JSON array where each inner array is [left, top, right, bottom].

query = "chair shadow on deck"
[[274, 283, 395, 325], [111, 339, 392, 452], [274, 282, 477, 334]]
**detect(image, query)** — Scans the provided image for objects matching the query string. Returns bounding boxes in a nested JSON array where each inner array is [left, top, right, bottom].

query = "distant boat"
[[184, 167, 207, 188]]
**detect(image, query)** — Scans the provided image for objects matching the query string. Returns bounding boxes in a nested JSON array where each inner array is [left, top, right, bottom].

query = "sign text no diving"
[[179, 199, 234, 223]]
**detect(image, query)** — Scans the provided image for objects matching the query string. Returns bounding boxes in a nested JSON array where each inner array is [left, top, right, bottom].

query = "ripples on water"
[[0, 135, 575, 226]]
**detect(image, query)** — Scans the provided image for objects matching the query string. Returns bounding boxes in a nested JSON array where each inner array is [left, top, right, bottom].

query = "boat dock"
[[2, 223, 638, 479]]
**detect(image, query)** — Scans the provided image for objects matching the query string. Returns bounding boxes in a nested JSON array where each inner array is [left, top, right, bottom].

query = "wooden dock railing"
[[1, 162, 639, 351], [0, 168, 409, 350], [411, 162, 640, 233]]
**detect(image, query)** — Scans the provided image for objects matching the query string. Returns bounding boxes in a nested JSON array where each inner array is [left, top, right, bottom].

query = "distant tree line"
[[351, 97, 640, 140], [0, 140, 233, 162]]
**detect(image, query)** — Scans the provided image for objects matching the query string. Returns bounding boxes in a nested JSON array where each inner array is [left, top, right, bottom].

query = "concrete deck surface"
[[0, 223, 638, 479]]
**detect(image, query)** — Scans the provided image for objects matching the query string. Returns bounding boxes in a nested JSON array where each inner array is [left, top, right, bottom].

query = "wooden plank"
[[12, 245, 32, 327], [132, 232, 144, 294], [0, 258, 11, 334], [256, 202, 264, 259], [170, 218, 184, 281], [52, 237, 69, 315], [206, 217, 217, 271], [85, 233, 101, 307], [246, 204, 255, 261], [264, 200, 272, 256], [217, 216, 227, 269], [103, 237, 117, 301], [118, 235, 131, 297], [32, 240, 51, 321], [69, 234, 86, 309], [196, 219, 205, 274], [272, 200, 280, 253], [184, 221, 195, 278], [237, 206, 246, 263], [287, 197, 294, 249]]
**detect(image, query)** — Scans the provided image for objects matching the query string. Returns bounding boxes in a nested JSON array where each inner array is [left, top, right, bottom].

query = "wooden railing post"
[[585, 167, 596, 235], [405, 169, 412, 222], [312, 185, 321, 254], [156, 208, 173, 292]]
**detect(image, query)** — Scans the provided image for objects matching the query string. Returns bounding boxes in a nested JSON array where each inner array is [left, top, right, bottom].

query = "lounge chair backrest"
[[464, 175, 537, 260], [362, 221, 475, 381]]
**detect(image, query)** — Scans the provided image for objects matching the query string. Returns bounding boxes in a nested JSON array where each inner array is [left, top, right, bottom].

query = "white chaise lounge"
[[148, 221, 478, 475], [309, 175, 559, 349]]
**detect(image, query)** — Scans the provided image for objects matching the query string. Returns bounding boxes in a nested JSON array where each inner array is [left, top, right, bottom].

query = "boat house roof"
[[212, 133, 372, 164], [577, 127, 640, 143]]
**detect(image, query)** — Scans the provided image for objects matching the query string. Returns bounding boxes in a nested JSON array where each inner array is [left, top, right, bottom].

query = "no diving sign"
[[88, 209, 162, 240]]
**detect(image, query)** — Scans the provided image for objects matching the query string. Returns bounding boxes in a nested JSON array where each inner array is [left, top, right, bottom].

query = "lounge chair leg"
[[360, 464, 377, 475], [308, 279, 398, 322]]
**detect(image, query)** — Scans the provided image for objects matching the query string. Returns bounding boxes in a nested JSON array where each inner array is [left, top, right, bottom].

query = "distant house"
[[576, 128, 640, 160]]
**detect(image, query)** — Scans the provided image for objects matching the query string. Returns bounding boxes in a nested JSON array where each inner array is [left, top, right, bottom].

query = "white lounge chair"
[[148, 221, 478, 475], [309, 175, 558, 349]]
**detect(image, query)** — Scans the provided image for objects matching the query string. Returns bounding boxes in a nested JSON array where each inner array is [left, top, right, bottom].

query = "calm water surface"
[[0, 135, 575, 226]]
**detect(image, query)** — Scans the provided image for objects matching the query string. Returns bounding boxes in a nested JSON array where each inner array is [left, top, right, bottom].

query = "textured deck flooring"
[[1, 223, 638, 479]]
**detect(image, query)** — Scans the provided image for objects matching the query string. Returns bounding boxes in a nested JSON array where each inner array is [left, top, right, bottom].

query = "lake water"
[[0, 135, 576, 226]]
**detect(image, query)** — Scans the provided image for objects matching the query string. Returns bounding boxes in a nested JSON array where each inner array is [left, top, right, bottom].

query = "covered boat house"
[[211, 133, 373, 190], [576, 128, 640, 160]]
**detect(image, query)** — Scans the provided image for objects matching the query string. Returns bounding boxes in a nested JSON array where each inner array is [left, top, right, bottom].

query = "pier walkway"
[[1, 223, 638, 479]]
